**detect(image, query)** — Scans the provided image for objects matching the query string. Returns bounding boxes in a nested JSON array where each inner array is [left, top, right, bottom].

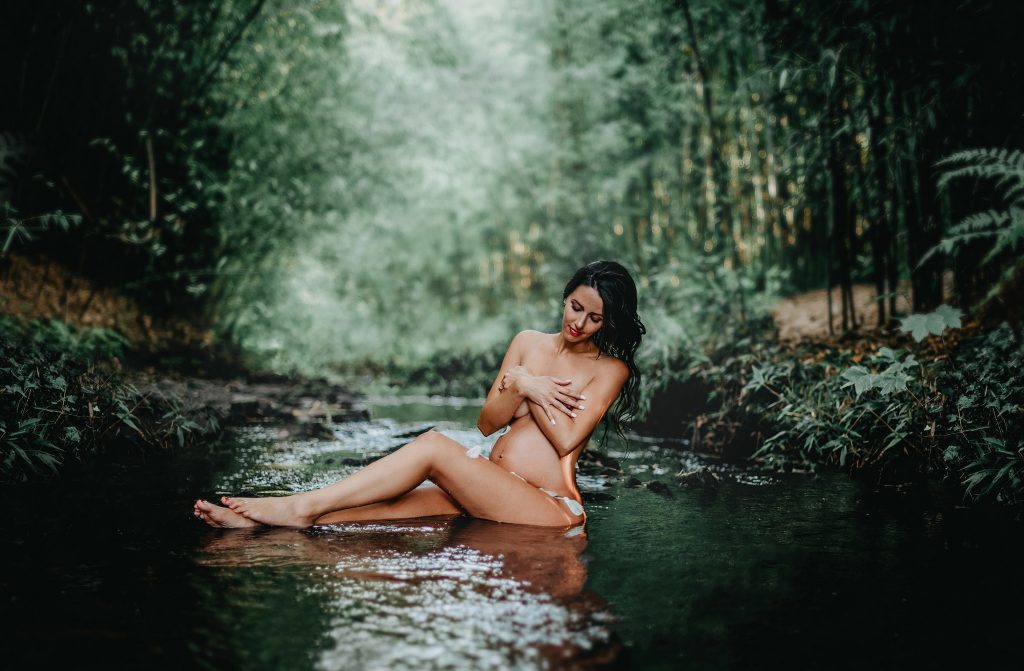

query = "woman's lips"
[[568, 326, 582, 337]]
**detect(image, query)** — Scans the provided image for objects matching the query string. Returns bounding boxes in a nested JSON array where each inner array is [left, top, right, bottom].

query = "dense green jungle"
[[2, 0, 1023, 507]]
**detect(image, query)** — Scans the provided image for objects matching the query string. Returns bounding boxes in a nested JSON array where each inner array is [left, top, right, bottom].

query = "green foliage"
[[200, 0, 1020, 382], [726, 313, 1024, 506], [840, 349, 917, 398], [2, 204, 82, 257], [4, 0, 1021, 380], [0, 316, 218, 483], [3, 0, 269, 309], [897, 305, 962, 342], [742, 342, 931, 473], [21, 318, 130, 361], [937, 323, 1024, 504], [637, 256, 784, 417], [925, 148, 1024, 301]]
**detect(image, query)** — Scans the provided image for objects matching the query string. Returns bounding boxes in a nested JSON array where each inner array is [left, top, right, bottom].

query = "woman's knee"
[[411, 430, 464, 475], [412, 430, 459, 456]]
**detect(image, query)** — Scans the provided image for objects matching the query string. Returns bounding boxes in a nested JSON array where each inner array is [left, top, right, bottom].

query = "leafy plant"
[[923, 148, 1024, 301], [937, 323, 1024, 504], [0, 315, 220, 483], [897, 305, 962, 343], [2, 203, 82, 257], [840, 348, 917, 398]]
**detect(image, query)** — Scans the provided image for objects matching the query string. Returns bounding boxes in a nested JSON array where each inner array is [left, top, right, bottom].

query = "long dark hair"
[[562, 260, 645, 440]]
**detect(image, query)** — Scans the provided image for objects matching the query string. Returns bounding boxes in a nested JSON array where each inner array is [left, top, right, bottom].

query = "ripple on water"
[[196, 520, 615, 670], [314, 546, 608, 670]]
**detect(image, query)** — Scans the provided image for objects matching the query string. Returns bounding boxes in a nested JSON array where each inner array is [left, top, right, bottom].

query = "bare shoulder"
[[511, 329, 550, 351], [596, 354, 629, 383], [514, 329, 548, 341]]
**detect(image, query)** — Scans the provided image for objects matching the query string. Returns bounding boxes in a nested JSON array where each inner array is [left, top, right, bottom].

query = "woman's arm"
[[525, 358, 629, 457], [477, 332, 533, 436], [478, 331, 583, 435]]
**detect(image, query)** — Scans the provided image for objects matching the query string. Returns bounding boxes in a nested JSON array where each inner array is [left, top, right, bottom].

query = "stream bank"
[[0, 311, 365, 483]]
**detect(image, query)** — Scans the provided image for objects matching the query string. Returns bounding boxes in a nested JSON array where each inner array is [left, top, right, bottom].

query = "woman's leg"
[[221, 430, 580, 528], [312, 482, 462, 524], [195, 482, 461, 529]]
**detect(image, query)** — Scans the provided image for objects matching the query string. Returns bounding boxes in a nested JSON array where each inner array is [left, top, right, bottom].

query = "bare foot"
[[221, 494, 316, 528], [194, 499, 261, 529]]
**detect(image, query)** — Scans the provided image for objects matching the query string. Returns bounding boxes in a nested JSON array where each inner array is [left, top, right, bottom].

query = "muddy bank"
[[127, 368, 369, 438]]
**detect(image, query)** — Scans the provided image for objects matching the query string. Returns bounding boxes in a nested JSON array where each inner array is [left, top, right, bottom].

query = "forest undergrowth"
[[641, 305, 1024, 507], [0, 314, 221, 483]]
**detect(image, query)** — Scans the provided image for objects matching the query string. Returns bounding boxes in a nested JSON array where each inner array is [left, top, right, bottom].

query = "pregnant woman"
[[194, 260, 644, 529]]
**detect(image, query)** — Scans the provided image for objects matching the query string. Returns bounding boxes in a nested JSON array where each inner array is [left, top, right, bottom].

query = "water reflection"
[[197, 518, 620, 670]]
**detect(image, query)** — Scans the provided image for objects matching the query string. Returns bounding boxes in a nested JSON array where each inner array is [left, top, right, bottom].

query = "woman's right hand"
[[509, 368, 586, 425]]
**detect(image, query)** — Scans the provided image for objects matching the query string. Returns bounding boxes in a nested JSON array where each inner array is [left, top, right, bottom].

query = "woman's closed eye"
[[572, 301, 602, 323]]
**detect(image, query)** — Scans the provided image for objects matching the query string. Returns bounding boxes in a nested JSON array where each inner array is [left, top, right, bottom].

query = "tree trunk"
[[866, 71, 894, 326], [678, 0, 734, 258], [827, 93, 854, 332]]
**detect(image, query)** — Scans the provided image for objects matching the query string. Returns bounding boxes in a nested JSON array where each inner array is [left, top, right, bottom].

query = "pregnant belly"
[[490, 416, 572, 493]]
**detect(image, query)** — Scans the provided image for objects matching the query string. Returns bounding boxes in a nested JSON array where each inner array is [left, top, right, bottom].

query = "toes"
[[198, 511, 221, 528]]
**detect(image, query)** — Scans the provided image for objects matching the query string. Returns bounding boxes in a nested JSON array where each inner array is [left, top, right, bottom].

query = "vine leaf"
[[898, 305, 962, 342], [934, 305, 963, 329], [899, 314, 938, 341], [874, 365, 912, 395], [840, 365, 874, 397]]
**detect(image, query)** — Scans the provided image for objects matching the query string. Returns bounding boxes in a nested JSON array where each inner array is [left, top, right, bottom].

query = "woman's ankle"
[[291, 492, 322, 522]]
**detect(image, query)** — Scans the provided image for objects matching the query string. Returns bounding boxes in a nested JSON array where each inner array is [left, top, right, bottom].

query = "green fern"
[[922, 148, 1024, 287], [935, 148, 1024, 192]]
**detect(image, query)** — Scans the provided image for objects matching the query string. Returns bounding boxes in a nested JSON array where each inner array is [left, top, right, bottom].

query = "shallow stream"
[[3, 398, 1021, 669]]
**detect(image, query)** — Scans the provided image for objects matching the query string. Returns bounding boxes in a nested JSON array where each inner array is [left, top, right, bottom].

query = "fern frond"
[[1004, 182, 1024, 205], [918, 230, 998, 267], [982, 211, 1024, 264], [924, 149, 1024, 277], [936, 147, 1024, 169], [936, 148, 1024, 195], [948, 210, 1010, 234]]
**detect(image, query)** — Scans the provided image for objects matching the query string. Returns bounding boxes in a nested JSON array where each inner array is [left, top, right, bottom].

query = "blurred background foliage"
[[2, 0, 1023, 485]]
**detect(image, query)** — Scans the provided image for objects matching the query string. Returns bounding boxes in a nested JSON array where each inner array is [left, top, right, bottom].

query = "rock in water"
[[675, 467, 721, 490], [391, 424, 436, 440], [643, 480, 674, 498]]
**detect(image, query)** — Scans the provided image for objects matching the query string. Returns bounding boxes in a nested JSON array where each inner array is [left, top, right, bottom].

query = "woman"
[[194, 260, 644, 529]]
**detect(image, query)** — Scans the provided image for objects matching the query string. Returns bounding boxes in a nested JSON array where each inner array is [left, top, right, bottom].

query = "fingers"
[[554, 401, 576, 418], [552, 395, 581, 415], [554, 384, 587, 401], [543, 392, 578, 418], [556, 390, 587, 409], [544, 405, 557, 425]]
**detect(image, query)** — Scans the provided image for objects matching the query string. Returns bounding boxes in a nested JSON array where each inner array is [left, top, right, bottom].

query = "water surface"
[[3, 399, 1021, 669]]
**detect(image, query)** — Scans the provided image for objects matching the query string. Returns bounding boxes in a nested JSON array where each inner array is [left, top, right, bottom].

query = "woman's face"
[[562, 285, 604, 342]]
